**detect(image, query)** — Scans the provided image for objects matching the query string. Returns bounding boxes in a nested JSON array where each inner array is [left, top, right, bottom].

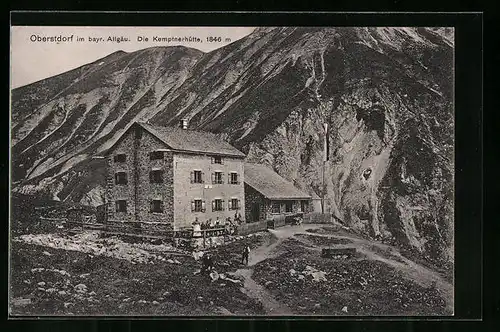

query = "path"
[[233, 232, 293, 315], [234, 223, 454, 315]]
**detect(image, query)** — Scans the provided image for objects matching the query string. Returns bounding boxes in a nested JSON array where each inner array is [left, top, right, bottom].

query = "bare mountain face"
[[11, 27, 454, 263]]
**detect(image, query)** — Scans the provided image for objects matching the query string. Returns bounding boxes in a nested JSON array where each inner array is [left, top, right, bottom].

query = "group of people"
[[192, 212, 243, 232]]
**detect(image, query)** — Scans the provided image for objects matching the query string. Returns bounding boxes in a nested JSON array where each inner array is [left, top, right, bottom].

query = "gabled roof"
[[244, 163, 312, 200], [136, 122, 245, 158]]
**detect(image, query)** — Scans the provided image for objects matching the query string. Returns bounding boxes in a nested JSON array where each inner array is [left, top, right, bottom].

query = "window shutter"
[[228, 199, 233, 210], [115, 201, 119, 212], [149, 200, 153, 212], [190, 171, 194, 183], [160, 201, 164, 211], [115, 173, 118, 184], [221, 174, 224, 184], [201, 172, 205, 183], [221, 158, 224, 165], [222, 200, 225, 210], [211, 157, 214, 164], [202, 201, 206, 212], [211, 173, 215, 184], [212, 200, 215, 212], [238, 199, 241, 210], [191, 200, 195, 212]]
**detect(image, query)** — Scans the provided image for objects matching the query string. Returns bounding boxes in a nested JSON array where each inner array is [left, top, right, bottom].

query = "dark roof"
[[137, 122, 245, 158], [244, 163, 311, 200]]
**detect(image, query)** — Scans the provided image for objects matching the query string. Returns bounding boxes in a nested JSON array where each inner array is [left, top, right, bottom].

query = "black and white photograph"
[[9, 24, 455, 317]]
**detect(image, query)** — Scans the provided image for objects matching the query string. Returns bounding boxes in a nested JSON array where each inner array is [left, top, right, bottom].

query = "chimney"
[[180, 118, 188, 130]]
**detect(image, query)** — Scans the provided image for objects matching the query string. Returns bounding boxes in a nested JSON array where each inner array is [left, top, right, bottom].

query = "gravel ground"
[[252, 238, 449, 316]]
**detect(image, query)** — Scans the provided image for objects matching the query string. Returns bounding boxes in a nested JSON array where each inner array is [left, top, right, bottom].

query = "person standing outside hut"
[[241, 245, 250, 265], [234, 211, 242, 224]]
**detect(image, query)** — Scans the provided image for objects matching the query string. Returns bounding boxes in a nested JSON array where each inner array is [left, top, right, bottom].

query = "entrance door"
[[251, 203, 260, 221]]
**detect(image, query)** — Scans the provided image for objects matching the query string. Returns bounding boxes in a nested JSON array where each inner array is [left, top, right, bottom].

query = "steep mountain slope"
[[11, 27, 454, 264]]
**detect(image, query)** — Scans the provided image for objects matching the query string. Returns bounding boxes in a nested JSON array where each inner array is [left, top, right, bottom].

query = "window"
[[300, 201, 308, 212], [229, 198, 240, 210], [191, 170, 203, 183], [115, 200, 127, 213], [272, 202, 280, 213], [191, 200, 206, 212], [285, 202, 293, 213], [114, 154, 126, 163], [211, 156, 223, 164], [212, 199, 224, 211], [229, 172, 239, 184], [149, 170, 164, 183], [150, 200, 164, 213], [212, 172, 223, 184], [115, 172, 128, 185], [150, 151, 164, 160]]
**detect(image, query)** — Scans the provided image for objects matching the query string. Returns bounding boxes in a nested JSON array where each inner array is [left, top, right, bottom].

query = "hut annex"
[[243, 163, 312, 222]]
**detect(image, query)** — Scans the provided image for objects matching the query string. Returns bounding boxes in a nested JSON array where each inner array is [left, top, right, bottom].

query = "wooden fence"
[[302, 212, 332, 224], [235, 220, 268, 235], [65, 219, 229, 241], [267, 215, 287, 229]]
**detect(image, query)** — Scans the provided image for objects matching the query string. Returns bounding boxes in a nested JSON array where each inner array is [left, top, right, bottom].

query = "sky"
[[10, 26, 255, 89]]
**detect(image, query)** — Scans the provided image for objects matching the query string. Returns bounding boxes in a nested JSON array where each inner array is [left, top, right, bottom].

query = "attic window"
[[212, 156, 223, 164], [135, 127, 143, 139], [114, 154, 126, 163], [150, 151, 164, 160]]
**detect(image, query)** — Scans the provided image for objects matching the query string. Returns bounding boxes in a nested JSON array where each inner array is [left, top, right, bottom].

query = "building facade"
[[105, 122, 245, 230], [243, 163, 312, 222]]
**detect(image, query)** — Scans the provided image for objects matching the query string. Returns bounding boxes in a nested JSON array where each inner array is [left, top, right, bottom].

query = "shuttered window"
[[115, 172, 128, 185], [212, 199, 224, 211], [115, 200, 127, 213], [191, 200, 205, 212], [212, 172, 223, 184], [229, 172, 239, 184], [229, 198, 240, 210], [191, 170, 203, 183]]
